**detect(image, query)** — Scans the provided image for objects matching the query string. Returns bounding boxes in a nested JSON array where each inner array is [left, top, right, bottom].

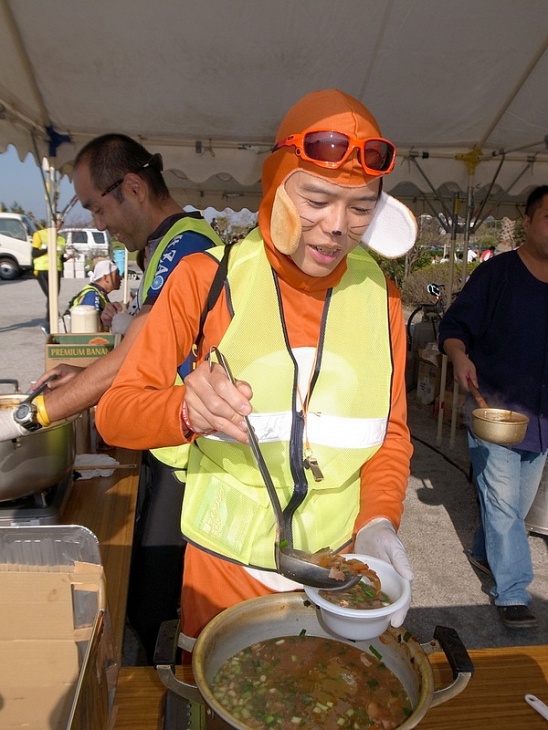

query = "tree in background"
[[373, 214, 445, 289], [0, 201, 25, 213], [513, 218, 526, 248], [0, 200, 46, 227], [211, 210, 257, 244]]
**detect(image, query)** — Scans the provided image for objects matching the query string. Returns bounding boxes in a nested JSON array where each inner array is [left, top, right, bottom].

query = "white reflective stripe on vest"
[[206, 410, 388, 449]]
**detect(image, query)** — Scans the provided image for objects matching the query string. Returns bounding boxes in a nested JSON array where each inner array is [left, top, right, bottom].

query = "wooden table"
[[62, 446, 140, 665], [112, 644, 548, 728]]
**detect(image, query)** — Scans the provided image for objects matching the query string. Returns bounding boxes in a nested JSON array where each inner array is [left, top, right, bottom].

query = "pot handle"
[[154, 619, 204, 706], [0, 379, 19, 393], [422, 625, 474, 707]]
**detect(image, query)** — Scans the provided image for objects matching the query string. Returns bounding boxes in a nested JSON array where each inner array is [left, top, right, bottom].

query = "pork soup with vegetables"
[[211, 634, 412, 729]]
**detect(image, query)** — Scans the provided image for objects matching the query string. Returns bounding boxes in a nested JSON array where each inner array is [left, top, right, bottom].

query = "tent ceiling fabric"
[[1, 0, 547, 215]]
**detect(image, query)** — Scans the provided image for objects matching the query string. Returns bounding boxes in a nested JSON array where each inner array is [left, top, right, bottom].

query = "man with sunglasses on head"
[[96, 89, 417, 641], [5, 133, 223, 663]]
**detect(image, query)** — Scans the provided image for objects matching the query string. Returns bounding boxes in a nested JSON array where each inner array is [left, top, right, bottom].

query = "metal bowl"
[[471, 407, 529, 445], [0, 394, 76, 500]]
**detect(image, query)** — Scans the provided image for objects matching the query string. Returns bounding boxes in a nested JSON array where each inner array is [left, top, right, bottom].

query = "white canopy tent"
[[1, 0, 548, 322], [1, 0, 547, 440]]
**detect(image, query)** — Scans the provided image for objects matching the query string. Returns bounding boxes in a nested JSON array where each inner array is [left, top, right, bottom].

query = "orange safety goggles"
[[272, 130, 396, 177]]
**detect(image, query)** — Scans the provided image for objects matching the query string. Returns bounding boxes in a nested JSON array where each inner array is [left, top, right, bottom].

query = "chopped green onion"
[[369, 645, 383, 661]]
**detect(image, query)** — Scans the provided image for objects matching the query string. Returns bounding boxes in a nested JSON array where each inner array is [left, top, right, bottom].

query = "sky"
[[0, 145, 86, 224], [0, 145, 254, 228]]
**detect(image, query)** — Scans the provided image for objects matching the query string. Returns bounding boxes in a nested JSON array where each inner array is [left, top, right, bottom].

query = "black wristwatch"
[[13, 402, 42, 432]]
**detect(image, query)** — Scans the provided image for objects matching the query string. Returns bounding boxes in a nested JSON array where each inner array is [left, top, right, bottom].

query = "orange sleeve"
[[95, 252, 227, 449], [354, 279, 412, 532]]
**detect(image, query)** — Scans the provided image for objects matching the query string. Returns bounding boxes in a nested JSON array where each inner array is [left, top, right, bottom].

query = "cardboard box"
[[416, 358, 441, 407], [435, 389, 467, 426], [45, 333, 116, 369], [0, 526, 116, 729], [415, 349, 454, 408]]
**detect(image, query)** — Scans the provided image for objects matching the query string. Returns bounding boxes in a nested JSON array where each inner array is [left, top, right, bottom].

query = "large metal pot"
[[157, 592, 473, 729], [0, 392, 76, 501]]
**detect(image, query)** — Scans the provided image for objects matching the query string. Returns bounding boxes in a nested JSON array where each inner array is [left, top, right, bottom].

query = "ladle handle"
[[467, 380, 489, 409], [20, 375, 57, 406], [209, 347, 287, 541]]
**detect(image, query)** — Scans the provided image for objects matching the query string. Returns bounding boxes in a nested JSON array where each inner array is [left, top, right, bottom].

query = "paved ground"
[[0, 272, 131, 390], [1, 273, 547, 659], [403, 399, 548, 650]]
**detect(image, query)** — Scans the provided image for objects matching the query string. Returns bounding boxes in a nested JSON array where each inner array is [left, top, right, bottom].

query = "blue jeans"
[[467, 430, 546, 606]]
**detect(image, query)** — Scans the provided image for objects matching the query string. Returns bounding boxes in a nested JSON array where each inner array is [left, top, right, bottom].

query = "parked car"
[[60, 228, 112, 259], [0, 212, 38, 279]]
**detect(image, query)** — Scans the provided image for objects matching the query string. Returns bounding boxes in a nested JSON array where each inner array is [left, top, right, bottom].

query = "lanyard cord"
[[296, 348, 324, 482]]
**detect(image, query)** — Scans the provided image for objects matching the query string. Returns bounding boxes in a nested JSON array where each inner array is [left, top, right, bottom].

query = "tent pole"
[[44, 159, 59, 335], [471, 156, 536, 230], [447, 180, 474, 447], [436, 193, 460, 445], [470, 156, 505, 229], [441, 152, 481, 446], [406, 155, 455, 224]]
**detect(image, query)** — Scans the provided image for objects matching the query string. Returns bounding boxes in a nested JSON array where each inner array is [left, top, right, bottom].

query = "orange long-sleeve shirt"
[[97, 237, 412, 634]]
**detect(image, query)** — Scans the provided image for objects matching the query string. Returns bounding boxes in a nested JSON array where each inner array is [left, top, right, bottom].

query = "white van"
[[0, 212, 38, 279], [60, 228, 112, 258]]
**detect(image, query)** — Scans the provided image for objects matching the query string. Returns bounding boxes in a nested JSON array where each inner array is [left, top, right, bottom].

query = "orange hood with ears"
[[258, 89, 384, 249]]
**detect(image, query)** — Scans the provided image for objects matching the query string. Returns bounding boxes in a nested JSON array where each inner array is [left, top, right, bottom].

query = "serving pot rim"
[[471, 407, 529, 424], [190, 592, 436, 730], [471, 406, 529, 445]]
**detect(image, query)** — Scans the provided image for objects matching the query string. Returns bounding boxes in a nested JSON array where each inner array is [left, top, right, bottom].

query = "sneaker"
[[466, 551, 493, 578], [497, 605, 538, 629]]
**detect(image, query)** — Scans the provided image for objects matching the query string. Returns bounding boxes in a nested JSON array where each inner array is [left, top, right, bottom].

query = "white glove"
[[355, 518, 413, 627], [110, 312, 134, 336], [0, 409, 28, 442]]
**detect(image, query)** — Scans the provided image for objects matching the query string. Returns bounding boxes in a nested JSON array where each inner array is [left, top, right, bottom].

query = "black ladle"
[[21, 375, 57, 406], [210, 347, 361, 590]]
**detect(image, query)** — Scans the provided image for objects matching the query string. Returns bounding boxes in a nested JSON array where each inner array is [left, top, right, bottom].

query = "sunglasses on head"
[[272, 130, 396, 177]]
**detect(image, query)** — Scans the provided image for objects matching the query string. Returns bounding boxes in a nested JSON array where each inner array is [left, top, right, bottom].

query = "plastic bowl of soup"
[[304, 554, 411, 640]]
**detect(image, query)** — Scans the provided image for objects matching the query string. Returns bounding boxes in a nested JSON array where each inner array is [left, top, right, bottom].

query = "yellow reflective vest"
[[32, 229, 66, 272], [181, 232, 393, 569]]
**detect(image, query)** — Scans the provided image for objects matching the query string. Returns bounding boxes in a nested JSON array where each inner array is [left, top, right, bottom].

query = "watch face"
[[15, 404, 32, 420], [14, 402, 41, 431]]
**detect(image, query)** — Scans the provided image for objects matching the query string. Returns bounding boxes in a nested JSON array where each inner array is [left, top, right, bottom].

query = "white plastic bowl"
[[303, 554, 411, 640]]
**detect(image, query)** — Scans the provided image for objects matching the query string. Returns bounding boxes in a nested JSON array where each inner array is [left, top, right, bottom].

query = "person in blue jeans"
[[439, 184, 548, 630]]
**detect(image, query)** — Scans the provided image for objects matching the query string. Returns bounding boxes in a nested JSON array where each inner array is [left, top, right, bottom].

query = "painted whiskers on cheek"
[[299, 215, 315, 232], [348, 230, 364, 243]]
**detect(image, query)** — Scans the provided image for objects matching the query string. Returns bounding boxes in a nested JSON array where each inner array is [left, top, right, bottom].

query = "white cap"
[[90, 260, 119, 282]]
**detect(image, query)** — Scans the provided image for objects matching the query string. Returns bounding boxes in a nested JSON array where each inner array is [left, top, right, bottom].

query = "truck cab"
[[0, 212, 38, 279]]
